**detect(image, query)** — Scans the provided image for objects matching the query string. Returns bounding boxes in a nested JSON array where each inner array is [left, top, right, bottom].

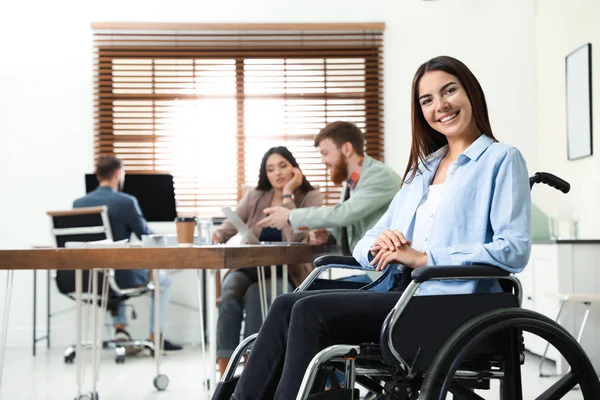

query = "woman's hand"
[[308, 229, 331, 245], [283, 167, 304, 195], [369, 229, 410, 256], [370, 245, 428, 271], [212, 231, 223, 244]]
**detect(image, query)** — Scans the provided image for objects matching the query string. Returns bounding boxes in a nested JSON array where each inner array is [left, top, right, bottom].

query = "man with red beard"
[[258, 121, 402, 256]]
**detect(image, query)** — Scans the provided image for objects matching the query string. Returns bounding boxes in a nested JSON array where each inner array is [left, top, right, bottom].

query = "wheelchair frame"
[[216, 172, 600, 399]]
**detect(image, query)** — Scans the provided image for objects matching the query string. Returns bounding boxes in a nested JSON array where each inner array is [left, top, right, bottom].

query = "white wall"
[[534, 0, 600, 238], [0, 0, 538, 347]]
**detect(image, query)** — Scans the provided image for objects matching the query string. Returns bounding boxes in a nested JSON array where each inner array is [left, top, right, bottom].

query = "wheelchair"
[[214, 172, 600, 399]]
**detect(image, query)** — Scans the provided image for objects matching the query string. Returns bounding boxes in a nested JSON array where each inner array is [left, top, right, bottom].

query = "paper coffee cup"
[[175, 217, 196, 246]]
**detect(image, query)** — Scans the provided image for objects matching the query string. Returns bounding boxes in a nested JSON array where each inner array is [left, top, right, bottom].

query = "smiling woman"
[[405, 56, 498, 184], [218, 56, 531, 400]]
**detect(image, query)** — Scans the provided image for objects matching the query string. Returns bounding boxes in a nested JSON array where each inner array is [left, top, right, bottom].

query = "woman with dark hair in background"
[[212, 146, 322, 376]]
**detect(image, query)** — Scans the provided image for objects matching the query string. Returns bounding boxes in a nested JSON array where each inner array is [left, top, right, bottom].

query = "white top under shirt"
[[411, 183, 446, 254]]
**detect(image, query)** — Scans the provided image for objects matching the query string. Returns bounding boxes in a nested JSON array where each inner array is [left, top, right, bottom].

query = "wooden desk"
[[0, 243, 338, 397], [0, 243, 337, 271]]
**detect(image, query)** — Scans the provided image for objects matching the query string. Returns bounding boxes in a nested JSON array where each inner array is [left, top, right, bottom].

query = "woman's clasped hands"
[[369, 230, 428, 271]]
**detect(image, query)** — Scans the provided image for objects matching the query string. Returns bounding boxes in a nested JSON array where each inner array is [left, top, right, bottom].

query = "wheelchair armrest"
[[313, 255, 361, 268], [410, 264, 510, 283], [295, 256, 372, 292]]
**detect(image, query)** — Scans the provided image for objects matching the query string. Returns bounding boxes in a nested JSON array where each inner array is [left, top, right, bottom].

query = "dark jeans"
[[230, 289, 404, 400], [217, 268, 292, 359]]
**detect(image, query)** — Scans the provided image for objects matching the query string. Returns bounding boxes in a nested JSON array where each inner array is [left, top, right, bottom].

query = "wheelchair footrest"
[[307, 388, 360, 400]]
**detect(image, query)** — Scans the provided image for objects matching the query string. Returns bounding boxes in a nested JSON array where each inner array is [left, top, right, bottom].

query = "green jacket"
[[290, 155, 402, 252]]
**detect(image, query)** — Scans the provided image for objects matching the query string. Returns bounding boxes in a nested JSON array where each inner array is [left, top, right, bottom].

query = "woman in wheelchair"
[[217, 55, 561, 400]]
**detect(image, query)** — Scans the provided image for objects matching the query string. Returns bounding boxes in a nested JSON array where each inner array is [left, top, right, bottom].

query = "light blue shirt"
[[353, 134, 531, 295]]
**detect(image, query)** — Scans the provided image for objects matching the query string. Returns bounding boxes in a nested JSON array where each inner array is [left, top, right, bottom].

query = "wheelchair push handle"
[[529, 172, 570, 193]]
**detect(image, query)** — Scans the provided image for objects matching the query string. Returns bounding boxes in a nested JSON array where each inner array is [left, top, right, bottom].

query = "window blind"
[[93, 23, 384, 217]]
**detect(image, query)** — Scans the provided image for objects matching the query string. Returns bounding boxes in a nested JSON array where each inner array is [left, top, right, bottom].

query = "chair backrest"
[[47, 206, 113, 248], [47, 207, 113, 297]]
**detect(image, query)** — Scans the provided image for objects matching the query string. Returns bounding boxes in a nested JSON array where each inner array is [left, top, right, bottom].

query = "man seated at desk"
[[73, 155, 182, 352]]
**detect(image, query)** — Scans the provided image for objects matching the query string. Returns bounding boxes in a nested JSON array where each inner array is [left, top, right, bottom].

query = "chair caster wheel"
[[115, 355, 125, 364], [153, 374, 169, 391], [76, 392, 97, 400], [65, 353, 75, 364]]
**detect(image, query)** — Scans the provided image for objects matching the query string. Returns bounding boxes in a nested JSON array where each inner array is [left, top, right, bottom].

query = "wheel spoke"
[[502, 328, 523, 400], [535, 368, 584, 400]]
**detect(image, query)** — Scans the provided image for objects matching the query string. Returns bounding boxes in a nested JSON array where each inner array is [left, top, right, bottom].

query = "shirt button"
[[503, 247, 511, 253], [429, 213, 434, 218]]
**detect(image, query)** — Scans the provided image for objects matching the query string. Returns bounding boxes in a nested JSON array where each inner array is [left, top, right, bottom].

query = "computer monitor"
[[85, 173, 177, 222]]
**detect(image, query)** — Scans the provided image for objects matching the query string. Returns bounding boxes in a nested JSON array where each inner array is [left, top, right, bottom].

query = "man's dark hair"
[[313, 121, 365, 156], [95, 156, 123, 181]]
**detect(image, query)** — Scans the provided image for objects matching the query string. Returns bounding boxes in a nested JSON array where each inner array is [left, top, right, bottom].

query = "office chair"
[[47, 206, 156, 364]]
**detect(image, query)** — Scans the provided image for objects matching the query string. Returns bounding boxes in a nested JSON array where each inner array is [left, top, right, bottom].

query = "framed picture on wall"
[[565, 43, 593, 160]]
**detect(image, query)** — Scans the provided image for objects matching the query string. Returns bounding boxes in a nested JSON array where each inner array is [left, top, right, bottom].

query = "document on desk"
[[221, 207, 260, 244], [221, 207, 306, 246]]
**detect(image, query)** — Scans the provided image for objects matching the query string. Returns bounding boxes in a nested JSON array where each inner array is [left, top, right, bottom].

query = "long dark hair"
[[403, 56, 497, 182], [256, 146, 314, 194]]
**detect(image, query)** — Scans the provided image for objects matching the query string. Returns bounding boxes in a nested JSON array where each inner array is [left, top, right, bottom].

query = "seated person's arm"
[[283, 189, 323, 243], [289, 170, 399, 231], [126, 198, 153, 239]]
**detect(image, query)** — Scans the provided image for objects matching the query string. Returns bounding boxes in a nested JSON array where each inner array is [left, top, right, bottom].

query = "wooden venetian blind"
[[93, 23, 384, 217]]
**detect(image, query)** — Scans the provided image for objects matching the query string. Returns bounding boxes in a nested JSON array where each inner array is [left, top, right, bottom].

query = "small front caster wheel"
[[153, 374, 169, 391], [65, 350, 75, 364]]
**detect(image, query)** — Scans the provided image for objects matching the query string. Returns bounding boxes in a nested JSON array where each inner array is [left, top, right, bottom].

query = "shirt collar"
[[424, 134, 494, 166], [462, 134, 494, 161], [346, 157, 364, 190]]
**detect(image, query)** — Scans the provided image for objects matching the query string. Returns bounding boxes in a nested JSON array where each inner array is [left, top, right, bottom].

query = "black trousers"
[[230, 289, 404, 400]]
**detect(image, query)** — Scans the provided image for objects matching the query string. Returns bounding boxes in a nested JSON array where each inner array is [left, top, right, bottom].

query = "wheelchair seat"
[[295, 263, 600, 400]]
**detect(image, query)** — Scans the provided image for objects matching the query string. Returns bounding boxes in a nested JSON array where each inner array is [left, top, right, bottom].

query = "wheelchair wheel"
[[420, 308, 600, 400]]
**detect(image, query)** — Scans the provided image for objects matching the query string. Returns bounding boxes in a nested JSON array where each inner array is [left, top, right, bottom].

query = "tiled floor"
[[0, 347, 588, 399]]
